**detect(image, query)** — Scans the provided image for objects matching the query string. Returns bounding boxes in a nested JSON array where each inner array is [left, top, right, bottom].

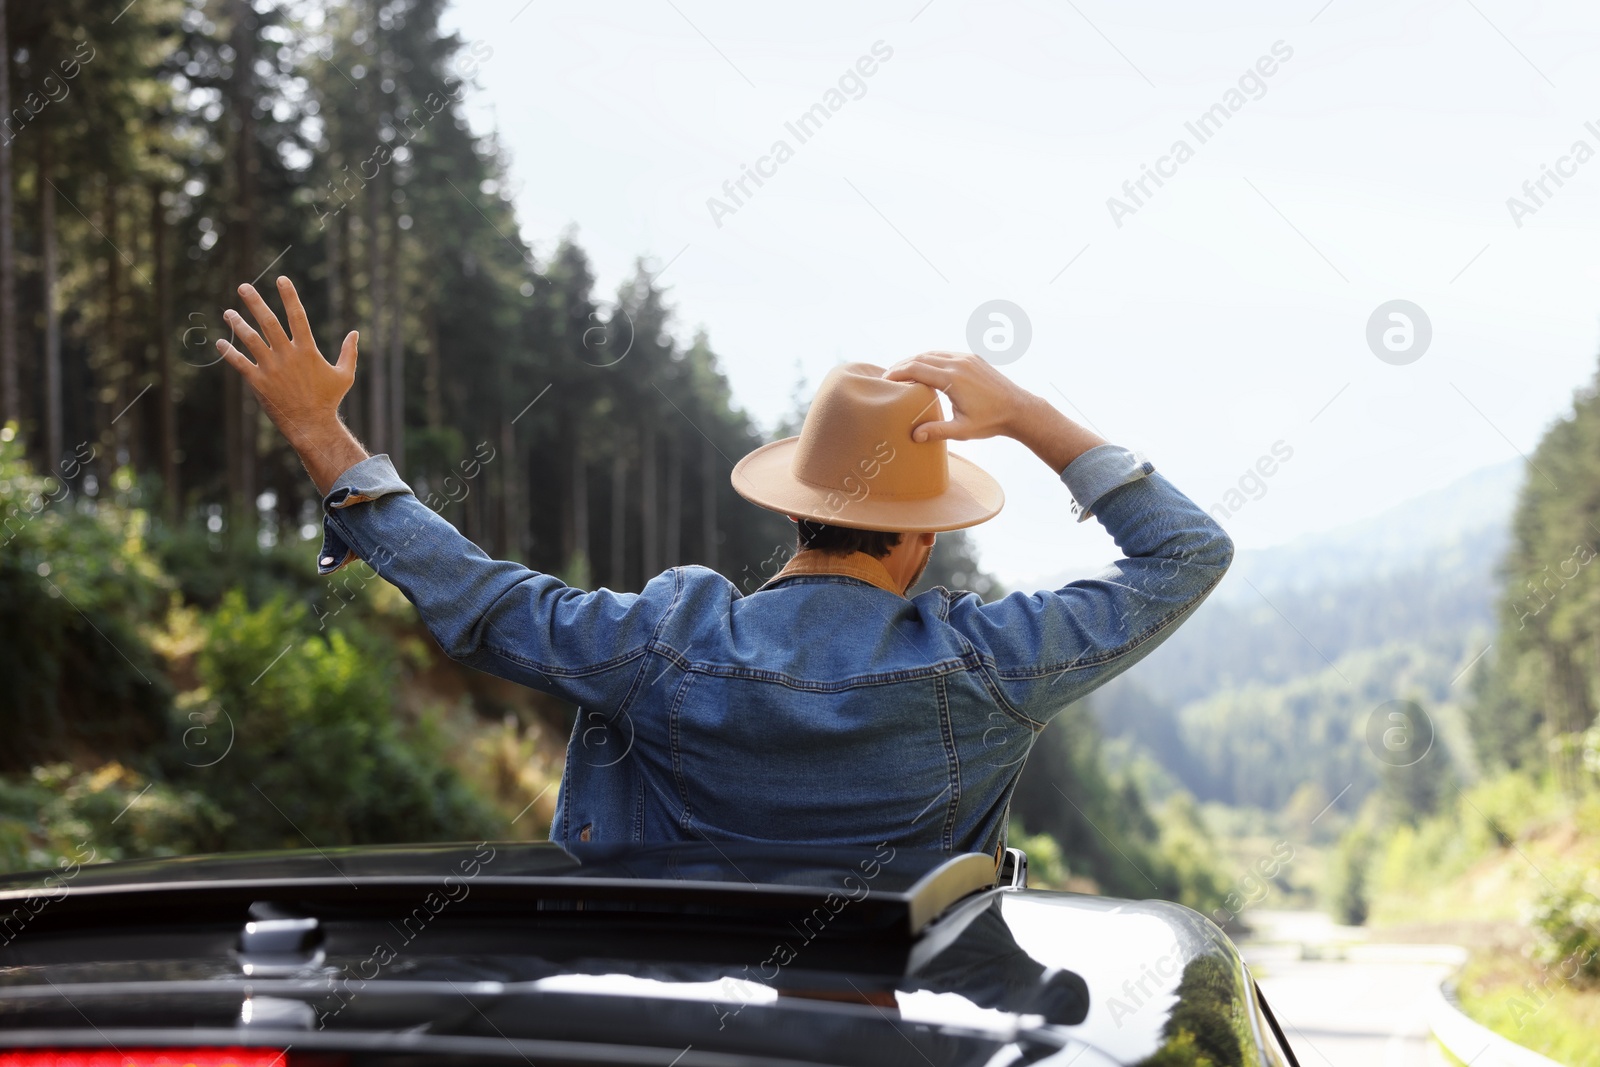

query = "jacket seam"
[[935, 676, 961, 851], [994, 566, 1229, 681], [668, 670, 699, 822], [652, 659, 974, 689], [605, 568, 690, 727], [943, 625, 1046, 732]]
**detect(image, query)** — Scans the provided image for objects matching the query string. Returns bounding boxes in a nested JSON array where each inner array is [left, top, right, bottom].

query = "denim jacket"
[[317, 444, 1233, 857]]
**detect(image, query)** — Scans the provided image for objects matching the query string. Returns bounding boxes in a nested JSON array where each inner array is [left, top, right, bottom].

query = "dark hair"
[[794, 520, 903, 559]]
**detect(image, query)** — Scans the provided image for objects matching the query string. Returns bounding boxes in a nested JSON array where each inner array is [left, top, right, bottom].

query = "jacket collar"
[[760, 549, 905, 597]]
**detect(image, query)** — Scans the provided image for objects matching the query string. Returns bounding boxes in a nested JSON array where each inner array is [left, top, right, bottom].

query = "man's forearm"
[[287, 417, 371, 497], [1009, 393, 1107, 474]]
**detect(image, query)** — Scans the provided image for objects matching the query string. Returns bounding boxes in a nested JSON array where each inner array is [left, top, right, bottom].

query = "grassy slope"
[[1367, 779, 1600, 1067]]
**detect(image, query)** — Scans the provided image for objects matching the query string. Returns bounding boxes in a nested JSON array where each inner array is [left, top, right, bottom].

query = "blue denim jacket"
[[317, 444, 1232, 857]]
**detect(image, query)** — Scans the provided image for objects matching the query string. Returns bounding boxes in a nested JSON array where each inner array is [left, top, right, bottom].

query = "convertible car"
[[0, 841, 1298, 1066]]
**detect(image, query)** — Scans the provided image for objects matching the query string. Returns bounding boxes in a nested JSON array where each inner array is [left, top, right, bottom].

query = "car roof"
[[0, 842, 1280, 1067]]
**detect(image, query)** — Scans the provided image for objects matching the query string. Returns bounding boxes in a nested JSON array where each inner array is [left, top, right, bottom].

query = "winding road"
[[1240, 911, 1461, 1067]]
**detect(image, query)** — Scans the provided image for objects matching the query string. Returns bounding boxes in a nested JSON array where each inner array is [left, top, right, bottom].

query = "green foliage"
[[1473, 361, 1600, 777], [0, 763, 230, 873], [1005, 822, 1068, 889], [1527, 872, 1600, 988], [0, 434, 173, 769], [1328, 823, 1375, 926], [1012, 699, 1230, 912], [1143, 957, 1246, 1067], [1456, 945, 1600, 1067], [172, 590, 499, 849]]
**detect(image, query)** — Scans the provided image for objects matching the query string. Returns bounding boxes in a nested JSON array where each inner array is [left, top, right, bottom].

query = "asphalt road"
[[1240, 911, 1462, 1067]]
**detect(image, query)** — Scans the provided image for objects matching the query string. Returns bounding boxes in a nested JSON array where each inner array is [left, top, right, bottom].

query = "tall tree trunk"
[[573, 446, 589, 573], [640, 424, 658, 578], [701, 436, 717, 569], [40, 137, 61, 468], [363, 0, 388, 453], [0, 0, 17, 427], [365, 172, 387, 451], [152, 180, 177, 524], [227, 0, 261, 521], [333, 202, 360, 437], [665, 434, 682, 565], [424, 298, 441, 430], [610, 448, 627, 589], [104, 183, 124, 462], [388, 225, 404, 472], [325, 168, 343, 359], [500, 416, 517, 559]]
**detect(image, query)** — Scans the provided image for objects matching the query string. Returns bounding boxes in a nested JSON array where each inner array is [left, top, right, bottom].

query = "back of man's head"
[[794, 520, 903, 559]]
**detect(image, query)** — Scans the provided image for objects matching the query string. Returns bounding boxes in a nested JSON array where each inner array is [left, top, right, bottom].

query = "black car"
[[0, 841, 1298, 1066]]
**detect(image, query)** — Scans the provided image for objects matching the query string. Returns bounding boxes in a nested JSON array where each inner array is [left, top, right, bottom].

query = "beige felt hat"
[[731, 362, 1004, 533]]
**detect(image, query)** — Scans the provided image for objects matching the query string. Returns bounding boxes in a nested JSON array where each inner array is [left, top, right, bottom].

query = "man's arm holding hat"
[[884, 351, 1234, 723], [883, 350, 1106, 475]]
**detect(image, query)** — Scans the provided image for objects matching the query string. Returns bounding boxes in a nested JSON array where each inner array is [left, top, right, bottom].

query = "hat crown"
[[790, 363, 947, 514]]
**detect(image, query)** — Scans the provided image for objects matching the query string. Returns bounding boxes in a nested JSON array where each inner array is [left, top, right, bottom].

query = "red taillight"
[[0, 1050, 290, 1067]]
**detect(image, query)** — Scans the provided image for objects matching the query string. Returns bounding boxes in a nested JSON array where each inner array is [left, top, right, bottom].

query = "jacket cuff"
[[316, 454, 412, 575], [1060, 444, 1154, 523]]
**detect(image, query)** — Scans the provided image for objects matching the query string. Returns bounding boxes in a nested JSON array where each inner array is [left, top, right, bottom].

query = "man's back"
[[528, 466, 1231, 854]]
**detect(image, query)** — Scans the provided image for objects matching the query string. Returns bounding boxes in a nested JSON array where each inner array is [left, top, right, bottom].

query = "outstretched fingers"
[[277, 276, 314, 345], [223, 308, 272, 364], [236, 283, 292, 349], [216, 338, 258, 382]]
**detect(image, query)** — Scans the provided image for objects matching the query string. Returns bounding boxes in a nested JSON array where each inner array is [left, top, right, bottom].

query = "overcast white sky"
[[440, 0, 1600, 587]]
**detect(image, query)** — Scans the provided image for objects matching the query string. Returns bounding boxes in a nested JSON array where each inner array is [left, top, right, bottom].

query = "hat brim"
[[731, 436, 1004, 533]]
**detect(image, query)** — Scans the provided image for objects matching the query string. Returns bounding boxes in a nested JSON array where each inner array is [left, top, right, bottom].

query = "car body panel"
[[0, 842, 1292, 1067]]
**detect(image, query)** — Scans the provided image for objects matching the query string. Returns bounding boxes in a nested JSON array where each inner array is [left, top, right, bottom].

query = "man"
[[218, 277, 1232, 857]]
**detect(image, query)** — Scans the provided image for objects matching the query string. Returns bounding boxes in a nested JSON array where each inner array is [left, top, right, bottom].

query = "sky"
[[438, 0, 1600, 588]]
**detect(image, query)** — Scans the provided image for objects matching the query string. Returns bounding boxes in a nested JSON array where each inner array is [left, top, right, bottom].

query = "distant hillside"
[[1214, 459, 1524, 601], [1089, 459, 1524, 809]]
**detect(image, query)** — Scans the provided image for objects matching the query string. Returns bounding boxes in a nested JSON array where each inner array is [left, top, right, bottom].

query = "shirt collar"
[[760, 549, 905, 597]]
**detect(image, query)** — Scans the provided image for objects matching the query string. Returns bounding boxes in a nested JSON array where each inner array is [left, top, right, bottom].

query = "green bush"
[[0, 762, 231, 873], [1329, 825, 1374, 925], [169, 590, 499, 849], [0, 437, 172, 769], [1006, 822, 1068, 889], [1527, 872, 1600, 988]]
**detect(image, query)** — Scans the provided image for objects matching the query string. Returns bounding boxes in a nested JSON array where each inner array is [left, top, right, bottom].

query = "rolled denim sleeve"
[[315, 454, 665, 713], [317, 454, 413, 575], [949, 452, 1233, 726], [1060, 443, 1155, 523]]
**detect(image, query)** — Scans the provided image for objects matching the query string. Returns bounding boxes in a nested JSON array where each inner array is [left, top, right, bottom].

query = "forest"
[[3, 14, 1598, 1031]]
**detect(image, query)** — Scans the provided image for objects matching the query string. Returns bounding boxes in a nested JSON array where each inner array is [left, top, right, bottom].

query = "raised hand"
[[217, 275, 370, 495], [217, 276, 358, 442]]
